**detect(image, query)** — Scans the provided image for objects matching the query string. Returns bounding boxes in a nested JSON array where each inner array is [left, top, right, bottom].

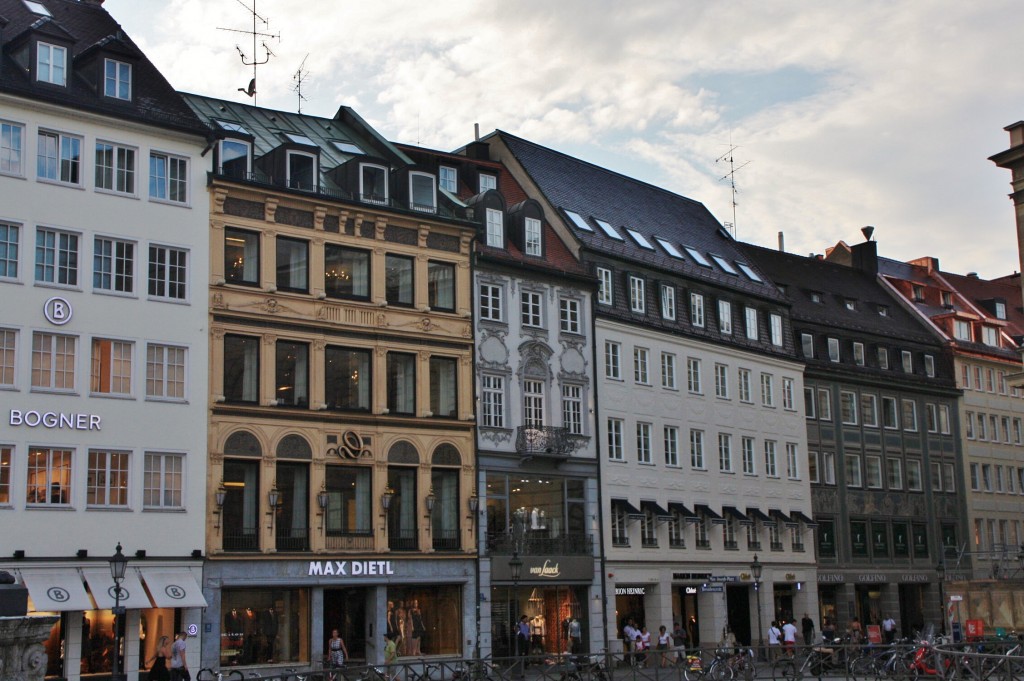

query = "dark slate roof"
[[742, 243, 937, 344], [490, 130, 783, 302], [0, 0, 207, 135]]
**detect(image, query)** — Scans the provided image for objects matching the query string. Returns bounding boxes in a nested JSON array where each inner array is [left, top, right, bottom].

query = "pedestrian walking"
[[801, 613, 815, 646], [882, 615, 896, 644], [657, 625, 672, 667], [767, 621, 781, 661]]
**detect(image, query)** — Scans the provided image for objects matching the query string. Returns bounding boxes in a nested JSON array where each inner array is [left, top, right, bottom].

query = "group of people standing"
[[620, 620, 691, 667], [144, 631, 189, 681]]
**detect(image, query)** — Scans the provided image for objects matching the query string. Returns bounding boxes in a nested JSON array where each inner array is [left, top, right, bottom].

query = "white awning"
[[19, 569, 95, 612], [139, 568, 207, 608], [82, 567, 152, 609]]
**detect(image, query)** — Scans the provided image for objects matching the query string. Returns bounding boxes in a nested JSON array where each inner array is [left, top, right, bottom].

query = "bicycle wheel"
[[737, 657, 757, 681], [710, 660, 735, 681], [773, 659, 800, 681], [851, 655, 878, 681]]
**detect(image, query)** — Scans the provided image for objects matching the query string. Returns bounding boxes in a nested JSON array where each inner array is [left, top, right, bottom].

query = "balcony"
[[642, 537, 659, 548], [487, 533, 595, 556], [276, 527, 309, 552], [516, 426, 571, 460], [724, 540, 739, 550], [696, 539, 711, 549], [612, 535, 630, 548], [771, 541, 785, 551], [325, 533, 374, 551], [669, 537, 686, 549], [432, 529, 460, 552], [747, 541, 762, 551], [223, 528, 259, 552], [389, 529, 418, 552]]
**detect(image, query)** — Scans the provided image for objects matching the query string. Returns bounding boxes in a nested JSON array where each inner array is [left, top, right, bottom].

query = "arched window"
[[224, 430, 261, 457]]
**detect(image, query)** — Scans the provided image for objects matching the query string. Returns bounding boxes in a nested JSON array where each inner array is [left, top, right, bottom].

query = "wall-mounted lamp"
[[267, 482, 280, 530], [468, 492, 480, 515], [317, 486, 330, 533], [425, 487, 436, 514], [381, 486, 395, 512], [214, 481, 227, 531]]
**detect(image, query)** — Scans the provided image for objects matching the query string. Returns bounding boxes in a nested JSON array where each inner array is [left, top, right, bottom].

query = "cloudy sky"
[[107, 0, 1024, 278]]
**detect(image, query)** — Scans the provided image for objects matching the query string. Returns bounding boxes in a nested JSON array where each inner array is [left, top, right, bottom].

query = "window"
[[827, 337, 840, 362], [975, 366, 984, 390], [485, 208, 505, 247], [661, 353, 677, 390], [523, 379, 544, 427], [882, 396, 898, 429], [770, 313, 783, 346], [143, 344, 185, 401], [429, 357, 457, 418], [87, 450, 129, 507], [438, 165, 457, 192], [641, 510, 657, 547], [224, 228, 260, 286], [764, 440, 777, 477], [409, 171, 436, 213], [148, 245, 187, 300], [636, 423, 652, 464], [865, 455, 882, 489], [808, 452, 819, 483], [0, 329, 15, 387], [804, 388, 815, 418], [386, 353, 416, 415], [786, 443, 800, 479], [801, 333, 814, 358], [924, 354, 936, 377], [37, 130, 81, 184], [661, 284, 676, 320], [26, 447, 71, 505], [524, 217, 542, 256], [559, 298, 581, 333], [931, 462, 942, 492], [961, 364, 971, 389], [607, 419, 624, 461], [1, 121, 24, 176], [816, 452, 833, 485], [738, 368, 752, 402], [687, 357, 701, 393], [0, 223, 17, 280], [274, 237, 309, 293], [479, 173, 497, 192], [943, 463, 955, 493], [906, 460, 923, 491], [1014, 418, 1022, 444], [322, 244, 369, 299], [664, 427, 679, 466], [562, 384, 583, 435], [629, 276, 646, 313], [35, 227, 78, 285], [696, 518, 710, 549], [358, 163, 388, 203], [782, 378, 795, 410], [479, 283, 503, 322], [31, 332, 75, 390], [846, 455, 862, 487], [719, 433, 733, 472], [715, 363, 729, 399], [861, 394, 878, 427], [742, 436, 755, 474], [853, 342, 865, 366], [37, 42, 66, 85], [840, 391, 857, 425], [597, 267, 613, 305], [690, 292, 705, 327], [0, 446, 11, 503], [901, 350, 913, 373], [744, 307, 758, 339], [103, 58, 131, 99], [887, 458, 903, 490], [902, 399, 918, 431], [669, 514, 686, 548], [427, 261, 455, 312], [275, 341, 309, 408], [149, 152, 188, 203], [325, 465, 372, 536], [521, 290, 543, 327], [987, 368, 996, 393], [926, 404, 938, 433], [978, 413, 987, 440], [95, 141, 136, 194], [385, 254, 414, 306], [690, 429, 705, 469], [611, 506, 629, 546], [169, 441, 219, 497], [724, 516, 738, 549], [481, 375, 505, 428], [223, 334, 259, 403], [878, 347, 889, 370], [90, 338, 132, 396], [818, 389, 832, 421], [634, 347, 650, 384], [760, 373, 774, 407], [93, 237, 134, 293], [953, 320, 972, 341], [604, 341, 621, 380], [719, 300, 733, 334]]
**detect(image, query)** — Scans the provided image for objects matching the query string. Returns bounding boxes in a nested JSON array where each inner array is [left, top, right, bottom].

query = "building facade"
[[182, 94, 478, 672], [0, 1, 211, 679]]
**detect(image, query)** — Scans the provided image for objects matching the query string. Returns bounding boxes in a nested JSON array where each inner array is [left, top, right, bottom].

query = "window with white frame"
[[31, 332, 75, 390], [840, 391, 857, 425], [0, 329, 16, 388], [865, 455, 882, 489], [804, 388, 815, 418], [925, 404, 938, 433], [763, 440, 778, 477], [439, 166, 457, 192], [486, 210, 504, 247], [724, 516, 738, 549], [37, 42, 67, 85], [690, 292, 705, 327], [90, 338, 132, 396], [87, 449, 129, 506], [901, 350, 913, 373], [878, 347, 889, 370], [690, 429, 705, 469], [801, 333, 814, 358], [661, 352, 676, 390], [479, 283, 503, 322], [902, 399, 918, 432], [887, 458, 903, 489], [1, 121, 24, 176], [861, 393, 878, 427], [104, 59, 131, 100], [738, 368, 751, 402], [944, 463, 955, 492], [93, 236, 134, 293], [559, 298, 581, 334], [695, 518, 710, 548], [641, 510, 657, 546], [687, 357, 702, 393], [521, 290, 542, 327], [719, 433, 733, 472], [95, 141, 136, 194], [770, 313, 783, 346], [953, 320, 972, 341], [607, 419, 624, 461], [409, 171, 437, 213], [818, 452, 834, 485], [760, 373, 774, 407], [786, 443, 799, 479], [629, 276, 646, 313], [906, 459, 923, 491], [975, 366, 984, 391], [853, 342, 865, 366], [742, 437, 755, 474], [481, 374, 505, 428], [715, 363, 729, 399], [669, 514, 686, 547], [782, 377, 795, 410], [981, 326, 998, 347], [35, 227, 78, 285], [719, 299, 732, 334], [597, 267, 613, 305], [26, 447, 72, 505], [745, 307, 758, 339], [882, 396, 898, 429], [939, 404, 951, 434], [524, 217, 542, 256], [562, 384, 583, 435], [978, 412, 987, 440], [148, 245, 187, 300], [0, 445, 10, 503], [965, 411, 975, 439], [37, 129, 81, 184], [924, 354, 936, 377], [818, 389, 832, 421], [808, 451, 819, 483], [664, 426, 679, 466], [1014, 418, 1022, 444], [661, 284, 676, 320], [634, 347, 650, 384], [523, 379, 544, 428], [479, 173, 497, 192], [637, 422, 652, 464], [218, 138, 251, 178], [143, 452, 184, 508], [611, 506, 629, 546], [605, 341, 621, 379], [146, 343, 186, 400], [827, 337, 840, 362], [931, 462, 942, 492], [846, 454, 863, 487]]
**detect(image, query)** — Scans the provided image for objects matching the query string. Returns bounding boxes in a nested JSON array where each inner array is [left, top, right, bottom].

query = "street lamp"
[[109, 543, 128, 681], [509, 550, 523, 675], [750, 554, 764, 659], [936, 562, 946, 634]]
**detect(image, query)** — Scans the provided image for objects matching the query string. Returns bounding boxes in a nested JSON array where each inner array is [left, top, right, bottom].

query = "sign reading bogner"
[[308, 560, 396, 576]]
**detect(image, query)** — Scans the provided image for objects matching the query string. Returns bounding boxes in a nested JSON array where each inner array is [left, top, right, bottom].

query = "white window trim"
[[103, 58, 132, 100], [597, 267, 613, 305]]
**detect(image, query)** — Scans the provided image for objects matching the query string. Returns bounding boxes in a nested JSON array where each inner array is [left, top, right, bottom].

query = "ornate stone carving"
[[479, 428, 513, 445], [265, 197, 279, 222], [212, 188, 229, 214], [211, 292, 226, 309], [559, 347, 587, 377], [0, 615, 57, 681]]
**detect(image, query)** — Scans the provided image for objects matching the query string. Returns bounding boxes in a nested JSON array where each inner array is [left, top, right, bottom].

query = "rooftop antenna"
[[217, 0, 280, 104], [716, 137, 751, 238], [292, 54, 310, 113]]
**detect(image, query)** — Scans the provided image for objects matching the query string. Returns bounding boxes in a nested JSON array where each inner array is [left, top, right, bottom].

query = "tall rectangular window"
[[764, 440, 777, 477], [607, 419, 624, 461], [87, 449, 129, 507], [439, 166, 457, 192], [718, 300, 732, 334], [429, 357, 457, 418], [818, 389, 832, 421], [597, 267, 612, 305], [901, 350, 913, 373], [0, 329, 16, 388], [104, 59, 131, 99], [770, 313, 783, 346], [687, 357, 702, 393], [882, 396, 898, 429], [718, 433, 733, 472], [786, 443, 799, 479], [887, 458, 903, 490], [742, 437, 755, 474], [902, 399, 918, 431], [760, 373, 774, 406], [690, 429, 705, 469], [385, 254, 414, 306], [629, 276, 646, 313], [636, 422, 652, 464], [828, 337, 840, 362], [31, 332, 75, 390], [562, 384, 583, 435], [878, 347, 889, 369], [486, 210, 504, 247], [664, 426, 679, 466], [37, 130, 80, 184], [223, 334, 259, 403], [387, 353, 416, 415], [865, 455, 882, 489], [839, 391, 857, 425], [26, 447, 72, 505], [605, 341, 621, 380], [146, 344, 186, 400], [325, 346, 371, 411], [149, 152, 187, 203], [95, 141, 136, 194], [690, 292, 705, 327], [853, 342, 865, 366], [479, 283, 503, 322], [523, 379, 544, 427], [359, 163, 388, 203], [35, 227, 78, 285], [326, 465, 372, 536], [782, 377, 794, 410], [715, 363, 729, 398], [93, 237, 134, 293], [634, 347, 650, 384], [661, 352, 676, 389], [801, 333, 814, 358], [0, 222, 18, 278], [1, 121, 24, 176], [861, 394, 878, 427], [0, 445, 12, 504], [428, 261, 455, 312], [90, 338, 133, 396], [524, 217, 542, 255], [409, 171, 436, 213], [275, 237, 308, 293], [37, 43, 67, 85], [738, 368, 751, 402], [324, 244, 370, 299], [481, 374, 505, 428], [846, 455, 863, 487], [906, 460, 923, 491], [661, 284, 676, 320], [225, 228, 260, 286], [804, 387, 816, 418], [275, 341, 309, 408], [822, 452, 836, 485], [521, 290, 543, 327], [559, 298, 581, 333], [148, 245, 187, 300], [745, 307, 758, 340]]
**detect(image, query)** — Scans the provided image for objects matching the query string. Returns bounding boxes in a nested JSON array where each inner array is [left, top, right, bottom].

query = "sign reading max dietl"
[[308, 560, 395, 577]]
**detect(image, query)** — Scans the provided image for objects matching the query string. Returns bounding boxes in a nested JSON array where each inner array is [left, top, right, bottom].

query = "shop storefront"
[[817, 571, 936, 638], [201, 557, 475, 671]]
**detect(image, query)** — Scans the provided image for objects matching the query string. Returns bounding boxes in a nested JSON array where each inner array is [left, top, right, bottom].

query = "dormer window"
[[479, 173, 497, 193], [995, 301, 1007, 319], [218, 139, 251, 179], [37, 42, 67, 86], [982, 326, 999, 347], [104, 59, 131, 100], [941, 291, 953, 307], [524, 217, 542, 256], [953, 320, 972, 342], [286, 150, 317, 191], [409, 171, 436, 213], [439, 166, 457, 193], [360, 163, 388, 204], [485, 208, 504, 247], [912, 285, 924, 302]]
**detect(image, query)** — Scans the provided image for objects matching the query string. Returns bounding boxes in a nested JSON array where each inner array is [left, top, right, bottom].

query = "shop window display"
[[220, 589, 308, 666], [385, 586, 461, 656], [491, 585, 587, 657]]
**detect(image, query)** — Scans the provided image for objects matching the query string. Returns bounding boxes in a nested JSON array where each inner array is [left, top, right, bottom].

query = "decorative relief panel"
[[427, 232, 460, 253], [559, 346, 587, 378], [479, 428, 513, 445], [223, 196, 264, 220], [478, 333, 510, 369], [276, 206, 314, 228]]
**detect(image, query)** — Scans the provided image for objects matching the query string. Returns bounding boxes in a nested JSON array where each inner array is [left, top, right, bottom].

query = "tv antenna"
[[292, 54, 310, 113], [217, 0, 280, 103], [716, 141, 751, 238]]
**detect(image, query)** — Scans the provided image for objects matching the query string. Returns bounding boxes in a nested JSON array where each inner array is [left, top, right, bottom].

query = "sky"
[[106, 0, 1024, 279]]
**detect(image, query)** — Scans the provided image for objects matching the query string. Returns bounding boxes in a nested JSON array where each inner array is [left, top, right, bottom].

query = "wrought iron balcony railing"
[[389, 529, 418, 551], [325, 532, 374, 551], [432, 529, 461, 552], [223, 529, 259, 552], [276, 527, 309, 552], [487, 533, 594, 556], [516, 426, 571, 458]]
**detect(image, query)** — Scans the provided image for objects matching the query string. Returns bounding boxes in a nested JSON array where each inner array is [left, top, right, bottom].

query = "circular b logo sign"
[[108, 585, 128, 601], [165, 584, 186, 600], [43, 297, 73, 325], [47, 586, 70, 603]]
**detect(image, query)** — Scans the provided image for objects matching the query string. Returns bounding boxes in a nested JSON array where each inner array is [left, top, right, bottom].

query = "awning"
[[19, 569, 94, 612], [789, 510, 819, 528], [640, 500, 672, 520], [82, 567, 152, 609], [722, 506, 754, 526], [770, 509, 799, 528], [745, 507, 773, 523], [138, 568, 207, 608], [695, 504, 726, 524], [612, 498, 643, 517], [668, 502, 700, 523]]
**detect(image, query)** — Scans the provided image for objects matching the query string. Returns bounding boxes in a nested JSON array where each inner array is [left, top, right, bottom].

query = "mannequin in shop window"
[[569, 618, 581, 654], [531, 614, 545, 654], [224, 608, 243, 653], [395, 600, 408, 655], [387, 601, 397, 641], [261, 607, 279, 662], [408, 600, 425, 656], [242, 607, 258, 664]]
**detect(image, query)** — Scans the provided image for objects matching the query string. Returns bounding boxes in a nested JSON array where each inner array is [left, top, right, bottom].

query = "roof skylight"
[[594, 219, 625, 241], [654, 238, 683, 259], [737, 262, 763, 282], [625, 228, 654, 250], [684, 246, 712, 267], [332, 140, 363, 155], [564, 210, 593, 232], [284, 132, 315, 146], [711, 255, 738, 274], [24, 1, 51, 16], [218, 121, 251, 135]]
